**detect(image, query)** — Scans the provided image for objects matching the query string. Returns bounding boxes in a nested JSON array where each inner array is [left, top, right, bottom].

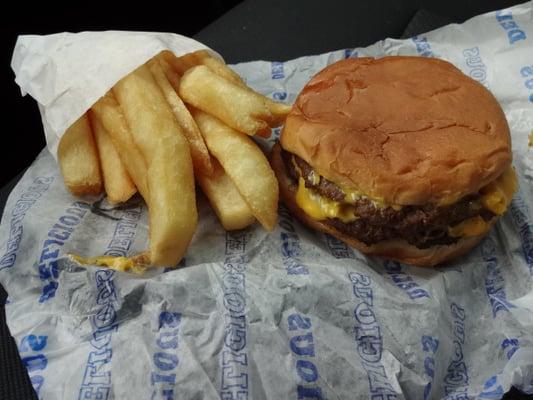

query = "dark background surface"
[[1, 0, 243, 188], [1, 1, 532, 399]]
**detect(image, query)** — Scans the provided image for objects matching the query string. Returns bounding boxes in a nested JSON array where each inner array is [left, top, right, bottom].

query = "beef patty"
[[281, 149, 495, 249]]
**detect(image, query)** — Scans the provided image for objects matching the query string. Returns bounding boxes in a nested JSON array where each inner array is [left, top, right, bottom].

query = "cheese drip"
[[70, 252, 150, 274], [448, 216, 490, 237], [447, 166, 517, 237], [479, 166, 518, 215]]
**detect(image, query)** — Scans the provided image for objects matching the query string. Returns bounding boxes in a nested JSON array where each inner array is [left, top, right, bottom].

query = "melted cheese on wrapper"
[[70, 253, 150, 274]]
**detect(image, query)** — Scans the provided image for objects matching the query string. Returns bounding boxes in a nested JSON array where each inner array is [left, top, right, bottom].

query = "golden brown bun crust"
[[280, 56, 512, 205], [271, 143, 495, 267]]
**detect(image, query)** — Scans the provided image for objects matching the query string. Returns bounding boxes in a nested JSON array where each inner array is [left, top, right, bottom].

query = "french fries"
[[89, 111, 136, 204], [161, 49, 246, 88], [157, 54, 183, 95], [159, 50, 199, 76], [162, 49, 290, 137], [113, 64, 197, 266], [90, 92, 149, 200], [58, 48, 290, 272], [192, 108, 278, 231], [194, 51, 290, 127], [197, 158, 255, 230], [177, 50, 290, 130], [187, 50, 247, 87], [58, 114, 103, 196], [148, 58, 213, 176], [179, 65, 291, 137]]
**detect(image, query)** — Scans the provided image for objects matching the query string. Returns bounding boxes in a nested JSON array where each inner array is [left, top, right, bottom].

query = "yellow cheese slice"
[[295, 178, 358, 222]]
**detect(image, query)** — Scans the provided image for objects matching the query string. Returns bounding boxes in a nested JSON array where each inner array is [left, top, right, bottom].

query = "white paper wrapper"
[[11, 31, 218, 158], [2, 3, 533, 399]]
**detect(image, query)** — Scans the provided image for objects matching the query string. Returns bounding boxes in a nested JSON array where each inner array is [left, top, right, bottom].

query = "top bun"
[[280, 56, 512, 205]]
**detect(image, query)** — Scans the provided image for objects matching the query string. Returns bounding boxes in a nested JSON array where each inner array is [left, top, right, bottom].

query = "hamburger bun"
[[280, 56, 511, 205]]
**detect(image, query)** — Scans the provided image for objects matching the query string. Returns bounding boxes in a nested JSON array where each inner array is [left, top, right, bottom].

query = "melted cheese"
[[292, 156, 391, 209], [296, 178, 358, 222], [295, 165, 518, 239], [448, 216, 490, 238], [299, 157, 517, 216], [70, 253, 150, 274], [480, 166, 518, 215]]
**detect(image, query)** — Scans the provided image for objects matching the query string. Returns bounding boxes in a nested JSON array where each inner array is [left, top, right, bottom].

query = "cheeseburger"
[[272, 56, 517, 267]]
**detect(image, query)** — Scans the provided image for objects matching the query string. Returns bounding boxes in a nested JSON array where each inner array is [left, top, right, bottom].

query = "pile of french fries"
[[58, 50, 290, 270]]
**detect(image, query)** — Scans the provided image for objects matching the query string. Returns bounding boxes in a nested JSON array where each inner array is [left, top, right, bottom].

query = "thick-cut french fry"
[[197, 158, 255, 230], [160, 50, 290, 136], [159, 50, 198, 75], [113, 64, 197, 266], [58, 114, 103, 196], [180, 65, 290, 137], [91, 92, 149, 200], [160, 49, 244, 86], [148, 58, 213, 176], [193, 50, 246, 87], [262, 98, 293, 128], [194, 51, 291, 128], [158, 54, 182, 93], [192, 108, 278, 231], [88, 111, 137, 204]]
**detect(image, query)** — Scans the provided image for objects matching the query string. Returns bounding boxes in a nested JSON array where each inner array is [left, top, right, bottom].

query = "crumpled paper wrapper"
[[11, 31, 218, 158], [2, 3, 533, 399]]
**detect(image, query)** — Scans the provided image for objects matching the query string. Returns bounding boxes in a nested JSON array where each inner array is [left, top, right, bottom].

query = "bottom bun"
[[271, 143, 495, 267]]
